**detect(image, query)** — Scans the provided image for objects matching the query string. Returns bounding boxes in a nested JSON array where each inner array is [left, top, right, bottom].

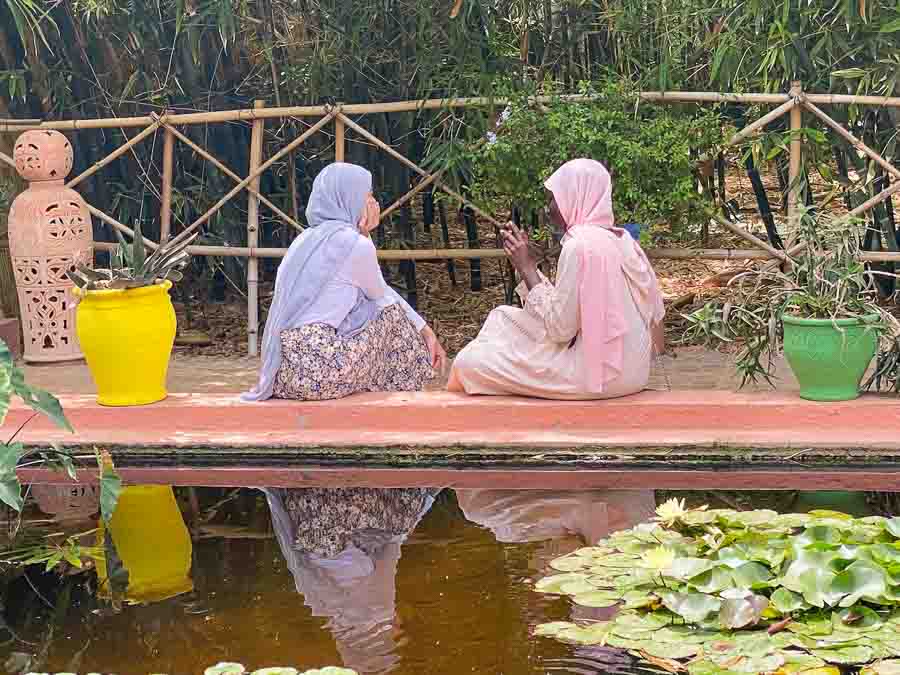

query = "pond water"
[[0, 486, 890, 674]]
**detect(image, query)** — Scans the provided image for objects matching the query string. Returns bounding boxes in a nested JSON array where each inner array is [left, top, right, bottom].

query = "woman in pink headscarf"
[[448, 158, 665, 399]]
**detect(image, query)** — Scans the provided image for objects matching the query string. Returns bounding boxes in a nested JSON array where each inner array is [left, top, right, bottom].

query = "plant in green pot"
[[682, 207, 900, 401], [66, 226, 195, 407]]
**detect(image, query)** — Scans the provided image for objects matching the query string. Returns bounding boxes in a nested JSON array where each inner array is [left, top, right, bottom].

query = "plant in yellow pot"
[[67, 226, 196, 406]]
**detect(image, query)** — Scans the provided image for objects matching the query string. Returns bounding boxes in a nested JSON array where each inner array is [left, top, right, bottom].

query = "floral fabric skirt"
[[277, 487, 441, 557], [273, 303, 434, 401]]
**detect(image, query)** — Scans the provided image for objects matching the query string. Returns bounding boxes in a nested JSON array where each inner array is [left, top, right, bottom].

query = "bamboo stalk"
[[334, 116, 345, 162], [723, 99, 796, 148], [337, 112, 503, 228], [90, 241, 833, 261], [787, 81, 804, 240], [66, 120, 161, 189], [802, 98, 900, 182], [850, 181, 900, 218], [0, 150, 12, 167], [160, 121, 302, 231], [169, 110, 336, 249], [247, 100, 264, 357], [380, 169, 445, 221], [0, 90, 813, 134], [159, 126, 175, 243], [711, 213, 786, 261]]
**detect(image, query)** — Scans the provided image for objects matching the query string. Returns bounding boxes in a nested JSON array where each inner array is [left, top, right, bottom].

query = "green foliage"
[[468, 83, 724, 240], [66, 225, 196, 291], [0, 337, 121, 579], [681, 207, 900, 387], [534, 499, 900, 674]]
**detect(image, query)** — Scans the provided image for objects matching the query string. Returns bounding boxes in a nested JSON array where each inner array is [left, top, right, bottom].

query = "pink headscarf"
[[544, 158, 665, 393]]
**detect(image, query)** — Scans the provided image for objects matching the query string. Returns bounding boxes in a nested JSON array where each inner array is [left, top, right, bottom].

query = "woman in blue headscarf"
[[243, 162, 447, 402]]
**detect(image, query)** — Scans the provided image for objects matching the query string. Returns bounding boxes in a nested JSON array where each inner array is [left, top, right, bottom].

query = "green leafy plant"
[[466, 82, 725, 242], [682, 207, 900, 388], [0, 338, 122, 575], [534, 499, 900, 674], [66, 224, 196, 291]]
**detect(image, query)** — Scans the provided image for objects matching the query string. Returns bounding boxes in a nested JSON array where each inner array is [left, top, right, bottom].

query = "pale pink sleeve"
[[514, 269, 550, 303], [522, 243, 580, 344]]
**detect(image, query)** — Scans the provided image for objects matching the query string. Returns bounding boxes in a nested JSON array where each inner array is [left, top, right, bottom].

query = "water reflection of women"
[[263, 488, 439, 674], [455, 489, 656, 671]]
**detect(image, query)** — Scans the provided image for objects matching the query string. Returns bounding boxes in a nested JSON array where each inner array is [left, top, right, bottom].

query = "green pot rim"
[[782, 313, 881, 327]]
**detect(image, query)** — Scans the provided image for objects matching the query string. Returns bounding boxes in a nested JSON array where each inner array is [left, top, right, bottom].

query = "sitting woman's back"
[[243, 162, 443, 402]]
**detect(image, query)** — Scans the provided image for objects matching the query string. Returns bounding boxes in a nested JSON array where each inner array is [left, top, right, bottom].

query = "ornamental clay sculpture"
[[8, 130, 92, 362]]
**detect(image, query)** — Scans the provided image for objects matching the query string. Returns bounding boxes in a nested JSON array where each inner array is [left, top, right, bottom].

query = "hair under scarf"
[[242, 162, 379, 401], [544, 158, 665, 393]]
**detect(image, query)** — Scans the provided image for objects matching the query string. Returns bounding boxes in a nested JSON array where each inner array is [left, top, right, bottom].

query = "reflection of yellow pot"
[[73, 280, 176, 407], [96, 485, 193, 604]]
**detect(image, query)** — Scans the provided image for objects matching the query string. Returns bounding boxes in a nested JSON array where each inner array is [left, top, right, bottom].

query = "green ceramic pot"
[[782, 314, 879, 402]]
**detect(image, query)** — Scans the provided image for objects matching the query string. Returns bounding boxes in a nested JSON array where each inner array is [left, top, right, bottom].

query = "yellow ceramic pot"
[[73, 280, 176, 406], [96, 485, 193, 604]]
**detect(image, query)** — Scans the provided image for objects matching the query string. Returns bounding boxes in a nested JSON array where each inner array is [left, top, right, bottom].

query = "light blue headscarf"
[[242, 163, 380, 401]]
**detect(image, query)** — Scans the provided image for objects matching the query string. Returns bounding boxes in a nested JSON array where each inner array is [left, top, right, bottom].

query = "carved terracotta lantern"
[[8, 130, 93, 362]]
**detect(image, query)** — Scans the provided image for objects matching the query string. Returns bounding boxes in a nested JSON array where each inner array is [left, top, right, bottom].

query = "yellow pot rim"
[[73, 278, 172, 300]]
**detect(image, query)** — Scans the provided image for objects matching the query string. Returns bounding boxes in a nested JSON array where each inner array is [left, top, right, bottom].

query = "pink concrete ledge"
[[4, 390, 900, 450]]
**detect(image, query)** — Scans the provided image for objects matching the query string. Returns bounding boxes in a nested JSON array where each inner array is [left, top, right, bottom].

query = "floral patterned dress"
[[273, 304, 435, 401]]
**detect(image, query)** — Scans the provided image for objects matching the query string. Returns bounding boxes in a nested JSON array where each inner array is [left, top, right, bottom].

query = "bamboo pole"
[[802, 99, 900, 182], [711, 213, 786, 261], [159, 120, 302, 231], [787, 81, 803, 240], [90, 240, 900, 263], [66, 120, 161, 189], [381, 169, 446, 221], [0, 93, 796, 132], [159, 125, 175, 243], [723, 99, 796, 148], [850, 181, 900, 218], [247, 101, 264, 356], [337, 112, 504, 228], [334, 115, 345, 162], [0, 150, 13, 167], [168, 110, 336, 249]]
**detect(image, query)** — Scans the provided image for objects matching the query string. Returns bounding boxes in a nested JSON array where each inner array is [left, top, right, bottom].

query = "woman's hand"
[[357, 194, 381, 235], [502, 222, 541, 289], [421, 325, 448, 374]]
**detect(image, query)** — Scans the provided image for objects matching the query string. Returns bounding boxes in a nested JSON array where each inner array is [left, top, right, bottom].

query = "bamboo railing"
[[3, 83, 900, 355]]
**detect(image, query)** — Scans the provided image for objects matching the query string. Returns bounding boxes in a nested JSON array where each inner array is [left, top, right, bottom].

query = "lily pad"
[[831, 561, 889, 607], [719, 593, 769, 629], [535, 572, 589, 594], [811, 645, 875, 664], [549, 555, 591, 572], [659, 590, 722, 623], [862, 660, 900, 675], [571, 590, 621, 608], [205, 665, 246, 675], [771, 588, 807, 614]]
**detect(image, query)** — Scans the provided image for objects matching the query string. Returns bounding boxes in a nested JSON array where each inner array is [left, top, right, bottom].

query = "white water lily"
[[654, 498, 708, 526]]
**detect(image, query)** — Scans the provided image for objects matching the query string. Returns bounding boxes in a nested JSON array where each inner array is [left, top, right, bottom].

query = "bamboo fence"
[[3, 82, 900, 355]]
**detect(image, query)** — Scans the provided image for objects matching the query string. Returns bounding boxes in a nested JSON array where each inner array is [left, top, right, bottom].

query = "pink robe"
[[449, 231, 652, 399]]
